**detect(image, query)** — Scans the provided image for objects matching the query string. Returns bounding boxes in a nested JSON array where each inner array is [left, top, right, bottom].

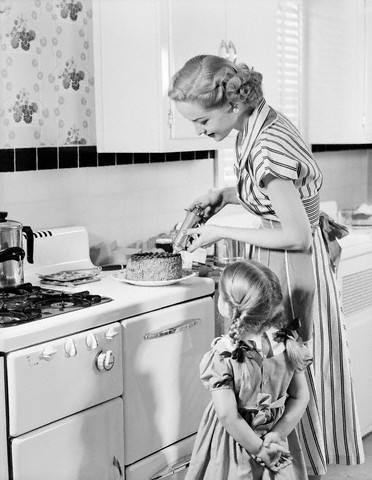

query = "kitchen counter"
[[0, 272, 215, 352]]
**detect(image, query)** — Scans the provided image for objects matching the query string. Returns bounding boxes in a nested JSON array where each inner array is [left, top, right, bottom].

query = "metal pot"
[[0, 212, 34, 287], [214, 239, 250, 268]]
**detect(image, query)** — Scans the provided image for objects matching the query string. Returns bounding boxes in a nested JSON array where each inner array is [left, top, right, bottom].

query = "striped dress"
[[234, 99, 364, 476]]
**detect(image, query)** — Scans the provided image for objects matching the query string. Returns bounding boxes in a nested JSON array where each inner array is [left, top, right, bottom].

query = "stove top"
[[0, 283, 112, 327]]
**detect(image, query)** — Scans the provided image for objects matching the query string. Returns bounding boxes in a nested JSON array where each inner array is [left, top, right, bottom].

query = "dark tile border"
[[116, 153, 133, 165], [79, 146, 97, 168], [312, 144, 372, 152], [37, 147, 58, 170], [59, 146, 78, 169], [16, 148, 37, 171], [0, 149, 15, 172], [0, 147, 216, 172]]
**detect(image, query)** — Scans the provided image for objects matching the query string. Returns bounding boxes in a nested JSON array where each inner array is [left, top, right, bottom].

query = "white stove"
[[0, 226, 216, 480]]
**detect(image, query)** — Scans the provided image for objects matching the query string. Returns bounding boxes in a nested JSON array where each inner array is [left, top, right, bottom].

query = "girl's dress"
[[185, 329, 309, 480], [234, 99, 364, 475]]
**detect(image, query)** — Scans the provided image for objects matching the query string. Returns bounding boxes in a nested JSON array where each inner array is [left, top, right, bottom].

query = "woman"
[[168, 55, 364, 479]]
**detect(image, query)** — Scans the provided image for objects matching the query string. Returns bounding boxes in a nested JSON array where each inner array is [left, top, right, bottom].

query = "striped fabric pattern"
[[237, 99, 364, 475], [235, 100, 323, 226], [249, 226, 365, 475]]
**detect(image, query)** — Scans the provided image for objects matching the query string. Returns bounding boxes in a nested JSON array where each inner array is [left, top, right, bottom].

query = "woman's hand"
[[188, 190, 226, 220], [188, 187, 239, 220], [186, 225, 224, 252]]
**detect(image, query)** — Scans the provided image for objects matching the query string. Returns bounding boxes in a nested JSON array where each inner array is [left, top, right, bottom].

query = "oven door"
[[11, 397, 124, 480], [122, 296, 214, 465]]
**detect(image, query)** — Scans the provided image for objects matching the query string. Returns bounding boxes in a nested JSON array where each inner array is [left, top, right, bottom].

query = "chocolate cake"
[[126, 252, 182, 281]]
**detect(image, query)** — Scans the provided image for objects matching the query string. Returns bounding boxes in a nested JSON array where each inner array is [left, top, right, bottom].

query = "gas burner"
[[0, 308, 42, 326], [0, 284, 112, 327]]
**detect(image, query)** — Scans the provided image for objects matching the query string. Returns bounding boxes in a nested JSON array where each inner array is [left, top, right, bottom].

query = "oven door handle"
[[143, 318, 201, 340], [150, 454, 191, 479]]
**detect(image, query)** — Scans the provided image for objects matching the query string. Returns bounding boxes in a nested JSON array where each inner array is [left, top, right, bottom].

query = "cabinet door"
[[167, 0, 234, 150], [122, 297, 214, 465], [93, 0, 164, 152], [12, 398, 124, 480], [307, 0, 365, 144], [364, 0, 372, 141], [225, 0, 280, 110]]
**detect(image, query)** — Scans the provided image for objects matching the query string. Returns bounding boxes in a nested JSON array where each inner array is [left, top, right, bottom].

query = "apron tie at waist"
[[319, 211, 349, 273], [242, 393, 287, 428]]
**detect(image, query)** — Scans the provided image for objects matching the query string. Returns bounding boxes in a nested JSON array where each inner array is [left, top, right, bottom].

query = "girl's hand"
[[262, 432, 285, 448], [254, 442, 292, 472], [186, 225, 223, 252], [188, 190, 226, 220]]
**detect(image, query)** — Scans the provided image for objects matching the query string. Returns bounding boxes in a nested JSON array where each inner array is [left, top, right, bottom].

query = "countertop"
[[0, 271, 215, 353]]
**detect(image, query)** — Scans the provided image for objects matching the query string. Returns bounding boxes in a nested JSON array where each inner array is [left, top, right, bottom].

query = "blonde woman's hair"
[[168, 55, 263, 111], [219, 260, 306, 370]]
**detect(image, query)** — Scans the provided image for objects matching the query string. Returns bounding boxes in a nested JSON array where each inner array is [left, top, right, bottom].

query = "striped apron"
[[234, 100, 365, 475]]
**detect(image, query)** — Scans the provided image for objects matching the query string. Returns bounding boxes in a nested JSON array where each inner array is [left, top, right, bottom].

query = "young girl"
[[185, 260, 310, 480]]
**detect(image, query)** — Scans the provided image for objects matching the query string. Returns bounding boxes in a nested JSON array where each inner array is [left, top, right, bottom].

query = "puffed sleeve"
[[199, 338, 234, 391], [250, 134, 302, 188], [295, 342, 313, 372]]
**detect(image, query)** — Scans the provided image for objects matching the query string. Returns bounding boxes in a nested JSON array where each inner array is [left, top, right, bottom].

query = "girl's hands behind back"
[[255, 442, 292, 472]]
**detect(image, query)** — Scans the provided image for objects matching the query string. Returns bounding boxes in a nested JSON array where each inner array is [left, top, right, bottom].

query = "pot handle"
[[22, 226, 34, 264], [0, 246, 25, 263]]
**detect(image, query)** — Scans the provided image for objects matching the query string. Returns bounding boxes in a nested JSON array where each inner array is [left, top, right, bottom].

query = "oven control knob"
[[105, 326, 120, 341], [95, 350, 115, 372], [65, 339, 77, 357], [41, 345, 58, 361], [86, 333, 98, 350]]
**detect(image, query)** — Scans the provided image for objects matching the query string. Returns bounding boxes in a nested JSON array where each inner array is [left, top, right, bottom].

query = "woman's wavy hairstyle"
[[219, 260, 305, 369], [168, 55, 263, 110]]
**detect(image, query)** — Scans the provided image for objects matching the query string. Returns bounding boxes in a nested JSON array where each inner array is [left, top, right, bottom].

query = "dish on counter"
[[38, 267, 101, 283], [111, 269, 196, 286]]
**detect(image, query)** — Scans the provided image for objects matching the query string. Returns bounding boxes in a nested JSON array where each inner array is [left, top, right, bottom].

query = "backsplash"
[[0, 146, 214, 171]]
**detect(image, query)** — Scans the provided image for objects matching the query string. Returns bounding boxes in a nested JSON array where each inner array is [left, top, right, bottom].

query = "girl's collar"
[[241, 327, 285, 357]]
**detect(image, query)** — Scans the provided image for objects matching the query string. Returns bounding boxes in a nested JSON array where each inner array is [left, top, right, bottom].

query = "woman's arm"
[[187, 178, 312, 252], [264, 371, 309, 443]]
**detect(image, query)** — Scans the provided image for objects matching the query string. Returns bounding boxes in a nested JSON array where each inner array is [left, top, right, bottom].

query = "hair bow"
[[274, 317, 300, 343], [221, 340, 258, 363]]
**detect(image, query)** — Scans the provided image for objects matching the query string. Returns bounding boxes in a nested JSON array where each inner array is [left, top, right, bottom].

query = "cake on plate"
[[126, 252, 182, 281]]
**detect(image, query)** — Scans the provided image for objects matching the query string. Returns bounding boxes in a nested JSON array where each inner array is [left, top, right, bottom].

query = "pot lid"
[[0, 212, 22, 229]]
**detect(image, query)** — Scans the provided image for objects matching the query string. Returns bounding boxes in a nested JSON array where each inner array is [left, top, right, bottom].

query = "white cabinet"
[[365, 0, 372, 141], [168, 0, 281, 144], [92, 0, 290, 153], [307, 0, 370, 144]]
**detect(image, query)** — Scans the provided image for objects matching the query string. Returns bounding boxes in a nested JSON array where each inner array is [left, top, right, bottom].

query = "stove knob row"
[[105, 326, 120, 341], [64, 338, 77, 357], [95, 350, 115, 372], [86, 333, 98, 350], [41, 344, 58, 360]]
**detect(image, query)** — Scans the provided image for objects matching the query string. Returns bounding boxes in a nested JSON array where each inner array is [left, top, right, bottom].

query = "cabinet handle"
[[228, 41, 237, 63], [150, 454, 191, 479], [113, 456, 123, 477], [218, 39, 229, 58], [144, 318, 201, 340]]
